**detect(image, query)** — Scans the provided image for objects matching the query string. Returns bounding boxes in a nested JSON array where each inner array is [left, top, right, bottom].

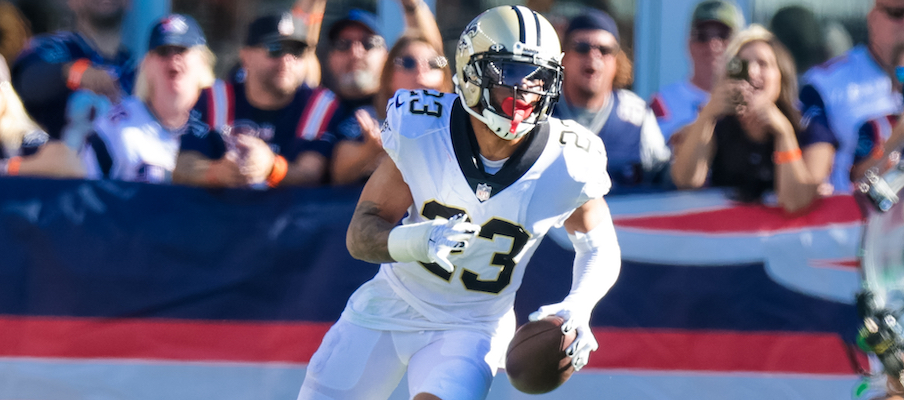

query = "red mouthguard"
[[501, 97, 534, 134]]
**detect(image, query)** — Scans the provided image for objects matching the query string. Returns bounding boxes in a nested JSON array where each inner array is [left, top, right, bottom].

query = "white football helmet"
[[454, 6, 563, 140]]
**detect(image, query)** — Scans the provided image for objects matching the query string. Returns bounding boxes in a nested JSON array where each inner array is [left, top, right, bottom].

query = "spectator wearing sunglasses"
[[671, 25, 834, 213], [173, 12, 342, 188], [325, 9, 388, 186], [649, 1, 743, 148], [327, 3, 445, 185], [374, 34, 451, 120], [554, 8, 670, 193], [797, 0, 904, 194], [81, 14, 213, 183]]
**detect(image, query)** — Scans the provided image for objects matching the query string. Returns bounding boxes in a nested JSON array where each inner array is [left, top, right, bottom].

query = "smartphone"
[[727, 57, 749, 82]]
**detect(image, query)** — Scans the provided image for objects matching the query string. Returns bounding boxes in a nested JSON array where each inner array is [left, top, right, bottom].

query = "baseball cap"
[[692, 0, 744, 32], [246, 12, 308, 47], [565, 8, 620, 45], [148, 14, 206, 49], [328, 9, 381, 41]]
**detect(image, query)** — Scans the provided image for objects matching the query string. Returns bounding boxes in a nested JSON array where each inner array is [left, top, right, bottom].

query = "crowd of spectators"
[[0, 0, 901, 216]]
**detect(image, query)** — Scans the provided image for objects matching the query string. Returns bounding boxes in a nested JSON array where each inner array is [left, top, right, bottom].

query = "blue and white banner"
[[0, 178, 866, 399]]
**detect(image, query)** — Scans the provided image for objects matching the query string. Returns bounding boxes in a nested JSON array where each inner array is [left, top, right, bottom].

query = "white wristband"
[[387, 219, 440, 263]]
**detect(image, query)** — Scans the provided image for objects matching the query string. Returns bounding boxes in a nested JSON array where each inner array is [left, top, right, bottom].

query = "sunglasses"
[[570, 42, 618, 57], [881, 5, 904, 20], [394, 55, 447, 71], [692, 29, 731, 43], [332, 36, 385, 52], [153, 45, 189, 57], [262, 42, 308, 58]]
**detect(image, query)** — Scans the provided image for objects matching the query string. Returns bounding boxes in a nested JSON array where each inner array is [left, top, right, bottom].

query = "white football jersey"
[[83, 96, 208, 183], [342, 89, 611, 338]]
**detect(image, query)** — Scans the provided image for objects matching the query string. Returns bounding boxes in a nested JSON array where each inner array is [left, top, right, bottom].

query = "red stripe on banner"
[[614, 195, 864, 234], [808, 258, 861, 270], [0, 317, 862, 374], [587, 328, 864, 374], [0, 316, 330, 364]]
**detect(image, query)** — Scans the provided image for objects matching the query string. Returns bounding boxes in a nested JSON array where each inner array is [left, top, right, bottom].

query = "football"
[[504, 316, 577, 394]]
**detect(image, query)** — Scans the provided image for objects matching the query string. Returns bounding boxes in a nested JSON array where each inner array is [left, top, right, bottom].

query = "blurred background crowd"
[[0, 0, 900, 216]]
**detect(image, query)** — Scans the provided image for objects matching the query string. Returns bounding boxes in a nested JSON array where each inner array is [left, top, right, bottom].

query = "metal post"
[[121, 0, 172, 60]]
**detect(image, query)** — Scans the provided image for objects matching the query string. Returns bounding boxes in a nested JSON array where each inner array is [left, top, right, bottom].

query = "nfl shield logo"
[[476, 183, 492, 202]]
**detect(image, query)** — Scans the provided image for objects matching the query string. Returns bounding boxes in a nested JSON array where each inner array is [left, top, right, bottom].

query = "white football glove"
[[529, 302, 598, 371], [427, 214, 481, 272], [387, 213, 481, 273]]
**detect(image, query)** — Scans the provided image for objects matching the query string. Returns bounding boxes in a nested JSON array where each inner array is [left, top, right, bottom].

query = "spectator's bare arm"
[[750, 99, 832, 213], [63, 61, 122, 103], [331, 109, 385, 185], [172, 150, 246, 188], [284, 151, 327, 186], [400, 0, 443, 53], [853, 111, 904, 180], [16, 141, 85, 178], [670, 78, 741, 188]]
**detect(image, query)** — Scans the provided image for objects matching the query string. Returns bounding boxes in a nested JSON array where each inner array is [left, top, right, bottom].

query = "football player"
[[297, 6, 621, 400]]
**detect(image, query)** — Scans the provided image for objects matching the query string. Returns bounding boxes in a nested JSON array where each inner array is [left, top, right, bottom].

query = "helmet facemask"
[[460, 52, 562, 140]]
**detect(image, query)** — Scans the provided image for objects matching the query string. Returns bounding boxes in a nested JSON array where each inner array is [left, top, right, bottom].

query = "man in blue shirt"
[[12, 0, 135, 138], [554, 9, 671, 192]]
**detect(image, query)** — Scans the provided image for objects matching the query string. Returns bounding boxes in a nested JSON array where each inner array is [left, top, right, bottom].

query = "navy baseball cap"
[[328, 9, 381, 41], [566, 8, 620, 45], [148, 14, 206, 49], [246, 12, 308, 47]]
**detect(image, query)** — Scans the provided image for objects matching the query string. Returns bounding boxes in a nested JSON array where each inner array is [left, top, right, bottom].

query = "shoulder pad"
[[386, 89, 453, 139], [615, 89, 648, 127], [549, 118, 611, 198]]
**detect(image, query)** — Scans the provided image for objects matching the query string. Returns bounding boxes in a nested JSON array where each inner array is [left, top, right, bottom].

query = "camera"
[[857, 290, 904, 385], [727, 57, 749, 82]]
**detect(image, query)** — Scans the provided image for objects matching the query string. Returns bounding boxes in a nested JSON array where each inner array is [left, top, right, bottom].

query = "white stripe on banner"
[[0, 358, 861, 400]]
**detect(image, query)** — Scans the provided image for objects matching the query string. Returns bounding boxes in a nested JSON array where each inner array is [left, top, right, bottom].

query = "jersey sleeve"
[[557, 119, 612, 205], [179, 115, 227, 160], [382, 88, 450, 164], [381, 92, 403, 163], [639, 108, 671, 172], [798, 84, 840, 149]]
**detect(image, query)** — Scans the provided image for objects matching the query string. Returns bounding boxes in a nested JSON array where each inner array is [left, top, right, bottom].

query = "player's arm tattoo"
[[346, 200, 397, 264]]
